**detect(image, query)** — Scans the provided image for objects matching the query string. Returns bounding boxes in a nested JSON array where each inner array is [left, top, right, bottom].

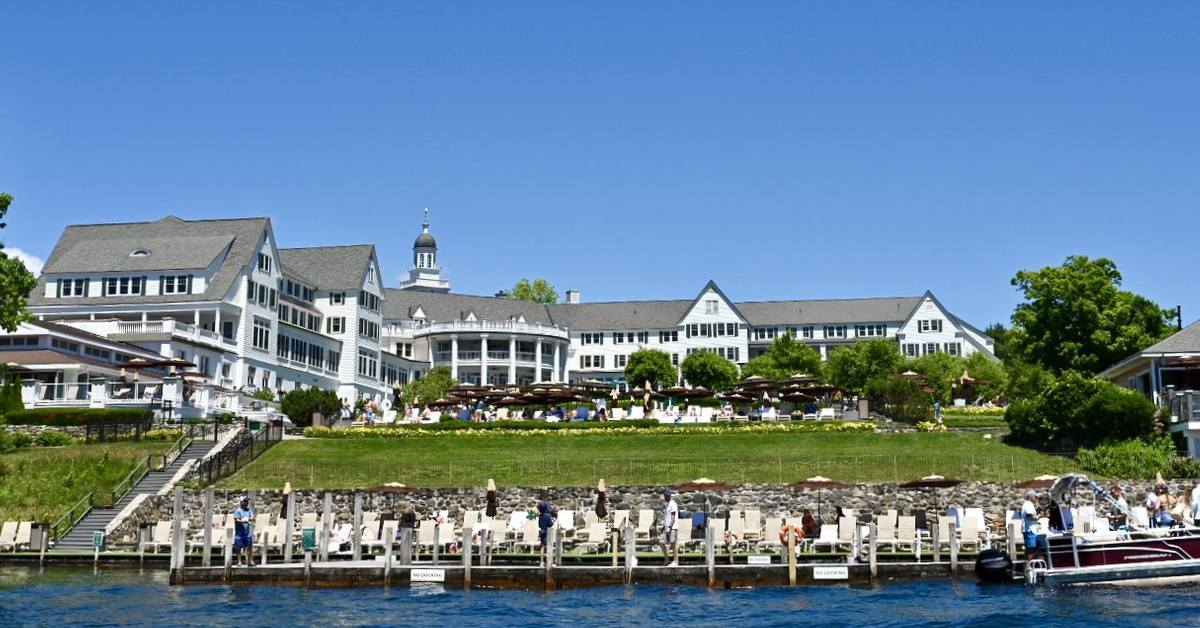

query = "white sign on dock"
[[410, 568, 446, 583], [747, 555, 772, 565], [812, 566, 849, 580]]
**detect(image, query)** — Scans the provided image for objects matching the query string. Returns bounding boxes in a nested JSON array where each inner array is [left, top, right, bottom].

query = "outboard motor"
[[975, 548, 1014, 583]]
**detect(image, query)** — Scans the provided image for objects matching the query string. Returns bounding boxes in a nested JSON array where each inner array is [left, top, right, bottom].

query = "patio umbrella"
[[793, 476, 851, 523], [738, 375, 778, 390], [899, 475, 964, 521], [785, 373, 819, 384], [900, 370, 925, 382], [721, 392, 753, 402], [493, 395, 522, 407], [781, 392, 816, 403], [486, 478, 499, 518], [595, 479, 608, 519]]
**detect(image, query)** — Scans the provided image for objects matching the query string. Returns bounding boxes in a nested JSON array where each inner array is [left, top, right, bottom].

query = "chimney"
[[566, 289, 581, 304]]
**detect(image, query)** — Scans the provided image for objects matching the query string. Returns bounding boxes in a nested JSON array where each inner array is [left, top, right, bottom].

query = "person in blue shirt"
[[536, 501, 556, 566], [233, 497, 255, 567], [576, 405, 590, 422]]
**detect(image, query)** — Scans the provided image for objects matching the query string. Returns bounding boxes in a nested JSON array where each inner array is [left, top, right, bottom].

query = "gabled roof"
[[738, 295, 923, 326], [30, 215, 270, 307], [1141, 319, 1200, 355], [675, 280, 749, 326], [383, 289, 558, 325], [278, 245, 376, 292]]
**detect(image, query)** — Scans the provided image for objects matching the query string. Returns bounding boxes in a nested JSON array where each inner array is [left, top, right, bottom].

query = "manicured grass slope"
[[0, 442, 171, 521], [222, 431, 1074, 489]]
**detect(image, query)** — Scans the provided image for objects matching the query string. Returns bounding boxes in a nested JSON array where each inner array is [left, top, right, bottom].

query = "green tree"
[[400, 366, 457, 406], [624, 348, 677, 389], [0, 194, 38, 332], [864, 376, 931, 423], [1003, 360, 1055, 402], [508, 278, 559, 304], [1005, 371, 1155, 450], [1009, 255, 1173, 374], [983, 322, 1012, 363], [960, 351, 1008, 403], [906, 353, 961, 403], [680, 351, 739, 392], [279, 387, 342, 427], [825, 339, 903, 393], [740, 335, 823, 381]]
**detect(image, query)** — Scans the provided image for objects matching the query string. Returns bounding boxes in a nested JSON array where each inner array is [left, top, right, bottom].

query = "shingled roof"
[[30, 215, 269, 306], [737, 296, 923, 326], [278, 245, 376, 291], [1140, 320, 1200, 355], [548, 300, 693, 330], [383, 289, 557, 325]]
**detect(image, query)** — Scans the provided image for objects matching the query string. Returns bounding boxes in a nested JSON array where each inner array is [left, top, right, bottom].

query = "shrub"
[[0, 367, 24, 418], [864, 376, 930, 423], [251, 388, 275, 401], [3, 408, 147, 426], [0, 430, 33, 452], [279, 387, 342, 427], [1077, 437, 1200, 479], [302, 420, 875, 439], [1005, 371, 1155, 450], [142, 428, 185, 442], [33, 430, 73, 447]]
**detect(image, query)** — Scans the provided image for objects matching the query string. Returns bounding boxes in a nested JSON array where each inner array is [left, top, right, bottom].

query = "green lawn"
[[221, 431, 1076, 489], [0, 442, 171, 521]]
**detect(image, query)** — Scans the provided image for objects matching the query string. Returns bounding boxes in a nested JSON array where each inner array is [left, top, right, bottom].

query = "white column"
[[194, 310, 201, 326], [554, 342, 562, 383], [508, 335, 517, 386], [560, 342, 570, 383], [215, 309, 222, 337], [534, 340, 543, 383], [819, 344, 828, 360], [451, 335, 460, 381], [480, 334, 489, 387]]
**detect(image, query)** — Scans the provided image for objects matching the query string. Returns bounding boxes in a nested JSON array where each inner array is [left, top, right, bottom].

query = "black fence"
[[84, 418, 154, 443], [193, 419, 284, 486]]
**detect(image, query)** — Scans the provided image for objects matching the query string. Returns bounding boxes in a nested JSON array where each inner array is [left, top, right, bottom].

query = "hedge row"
[[303, 420, 877, 439], [2, 408, 147, 426]]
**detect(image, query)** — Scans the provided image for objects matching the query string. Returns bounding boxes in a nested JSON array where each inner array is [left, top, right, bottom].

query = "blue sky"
[[2, 1, 1198, 329]]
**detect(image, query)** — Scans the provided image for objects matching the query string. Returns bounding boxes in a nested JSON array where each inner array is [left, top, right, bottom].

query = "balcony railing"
[[517, 352, 536, 363], [413, 319, 569, 340], [486, 350, 509, 361], [82, 317, 237, 349]]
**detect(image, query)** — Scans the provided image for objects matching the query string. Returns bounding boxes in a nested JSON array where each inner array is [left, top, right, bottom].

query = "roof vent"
[[129, 249, 151, 258]]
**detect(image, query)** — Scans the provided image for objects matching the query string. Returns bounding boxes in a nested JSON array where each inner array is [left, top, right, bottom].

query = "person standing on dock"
[[233, 497, 255, 567], [1021, 490, 1044, 561], [661, 490, 679, 567], [537, 501, 556, 567]]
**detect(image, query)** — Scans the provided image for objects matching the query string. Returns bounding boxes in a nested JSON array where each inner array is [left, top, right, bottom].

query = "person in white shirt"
[[1107, 485, 1129, 529], [1021, 490, 1043, 560], [660, 490, 679, 567]]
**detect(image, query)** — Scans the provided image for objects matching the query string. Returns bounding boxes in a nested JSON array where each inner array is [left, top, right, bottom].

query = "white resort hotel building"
[[8, 213, 994, 417]]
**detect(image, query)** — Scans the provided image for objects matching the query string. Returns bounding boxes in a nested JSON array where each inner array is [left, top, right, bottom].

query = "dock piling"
[[285, 490, 297, 564], [623, 525, 635, 583], [202, 487, 214, 567], [433, 523, 440, 565], [319, 493, 332, 563], [171, 486, 184, 570], [463, 527, 472, 589], [705, 525, 715, 588], [400, 528, 413, 565], [949, 522, 958, 575], [222, 528, 233, 581], [383, 524, 395, 587], [304, 551, 312, 587], [787, 527, 796, 586], [868, 523, 878, 579], [351, 493, 362, 562]]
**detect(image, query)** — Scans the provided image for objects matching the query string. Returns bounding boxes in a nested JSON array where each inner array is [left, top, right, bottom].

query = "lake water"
[[1, 566, 1196, 627]]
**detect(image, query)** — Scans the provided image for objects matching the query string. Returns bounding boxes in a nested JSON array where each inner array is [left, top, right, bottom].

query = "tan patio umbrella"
[[595, 479, 608, 519], [486, 478, 499, 518]]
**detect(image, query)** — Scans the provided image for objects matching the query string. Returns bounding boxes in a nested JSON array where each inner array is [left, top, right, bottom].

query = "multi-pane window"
[[359, 291, 380, 313], [580, 355, 606, 369], [824, 325, 846, 338], [83, 345, 110, 360], [658, 331, 678, 343], [613, 332, 626, 344], [903, 343, 920, 358], [358, 349, 379, 379], [252, 317, 271, 352], [160, 275, 192, 295], [704, 299, 719, 315], [326, 350, 340, 371], [331, 292, 344, 305], [802, 326, 814, 339], [690, 323, 739, 338], [51, 337, 80, 352], [855, 324, 886, 337], [59, 278, 88, 297], [103, 276, 145, 296], [924, 342, 939, 355], [635, 332, 649, 344], [357, 318, 379, 340], [326, 317, 345, 334], [918, 319, 943, 333], [614, 354, 628, 368], [754, 327, 777, 341], [395, 342, 413, 358], [257, 253, 272, 273], [581, 333, 603, 345], [945, 342, 962, 356]]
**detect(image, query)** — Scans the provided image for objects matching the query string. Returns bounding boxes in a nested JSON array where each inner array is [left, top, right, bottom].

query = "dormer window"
[[129, 249, 151, 258]]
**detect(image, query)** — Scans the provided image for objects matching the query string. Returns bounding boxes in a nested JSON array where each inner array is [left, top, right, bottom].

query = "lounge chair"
[[727, 513, 747, 550], [937, 519, 955, 551], [513, 521, 540, 553], [960, 517, 981, 551], [613, 510, 630, 530], [837, 516, 858, 551], [812, 524, 839, 552], [635, 510, 655, 541], [11, 522, 31, 551], [582, 510, 599, 528], [896, 516, 917, 551], [0, 522, 16, 552], [758, 517, 784, 552], [150, 520, 173, 553], [743, 510, 763, 543], [575, 523, 609, 553], [557, 510, 576, 538], [818, 408, 836, 420]]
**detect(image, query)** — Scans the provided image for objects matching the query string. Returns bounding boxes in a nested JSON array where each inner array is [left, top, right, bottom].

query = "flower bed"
[[303, 420, 877, 439]]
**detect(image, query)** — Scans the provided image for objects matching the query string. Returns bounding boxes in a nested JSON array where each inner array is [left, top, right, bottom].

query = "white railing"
[[458, 351, 482, 361], [487, 350, 509, 361], [413, 319, 569, 340], [517, 351, 536, 363], [33, 382, 92, 405], [112, 318, 236, 348]]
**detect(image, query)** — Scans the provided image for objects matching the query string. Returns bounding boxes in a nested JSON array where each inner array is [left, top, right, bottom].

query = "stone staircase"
[[51, 441, 214, 553]]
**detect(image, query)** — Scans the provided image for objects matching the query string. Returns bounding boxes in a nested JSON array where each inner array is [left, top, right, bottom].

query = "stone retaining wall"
[[3, 424, 90, 439], [107, 479, 1200, 547]]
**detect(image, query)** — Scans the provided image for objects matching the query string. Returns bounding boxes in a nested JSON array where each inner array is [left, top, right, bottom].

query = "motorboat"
[[1023, 474, 1200, 586]]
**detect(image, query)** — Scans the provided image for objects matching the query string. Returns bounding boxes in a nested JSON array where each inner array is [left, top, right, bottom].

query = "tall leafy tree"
[[1009, 255, 1173, 374], [0, 194, 37, 332], [680, 351, 739, 392], [624, 348, 678, 389], [400, 366, 457, 406], [508, 278, 559, 304], [825, 339, 903, 394], [983, 322, 1012, 363], [740, 335, 823, 381]]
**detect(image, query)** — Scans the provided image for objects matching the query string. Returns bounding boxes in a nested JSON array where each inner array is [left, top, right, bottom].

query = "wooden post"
[[554, 525, 564, 567], [284, 491, 296, 564], [400, 528, 413, 565], [705, 525, 715, 588], [868, 523, 878, 579], [463, 527, 473, 589], [202, 487, 214, 567], [611, 529, 619, 567], [932, 525, 940, 563], [852, 525, 861, 564], [351, 493, 363, 562], [304, 550, 312, 587], [949, 522, 958, 575], [1007, 525, 1017, 563], [319, 493, 333, 562], [480, 528, 490, 567], [624, 524, 635, 583], [787, 527, 797, 586], [261, 529, 269, 565], [171, 486, 184, 570], [223, 528, 234, 581], [383, 524, 395, 587], [40, 526, 49, 566]]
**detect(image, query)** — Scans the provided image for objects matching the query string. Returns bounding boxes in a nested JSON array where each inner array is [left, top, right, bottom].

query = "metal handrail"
[[49, 492, 95, 544], [159, 432, 193, 470], [100, 455, 150, 508]]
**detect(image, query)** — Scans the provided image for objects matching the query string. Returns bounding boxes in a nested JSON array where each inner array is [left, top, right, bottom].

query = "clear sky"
[[2, 1, 1197, 329]]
